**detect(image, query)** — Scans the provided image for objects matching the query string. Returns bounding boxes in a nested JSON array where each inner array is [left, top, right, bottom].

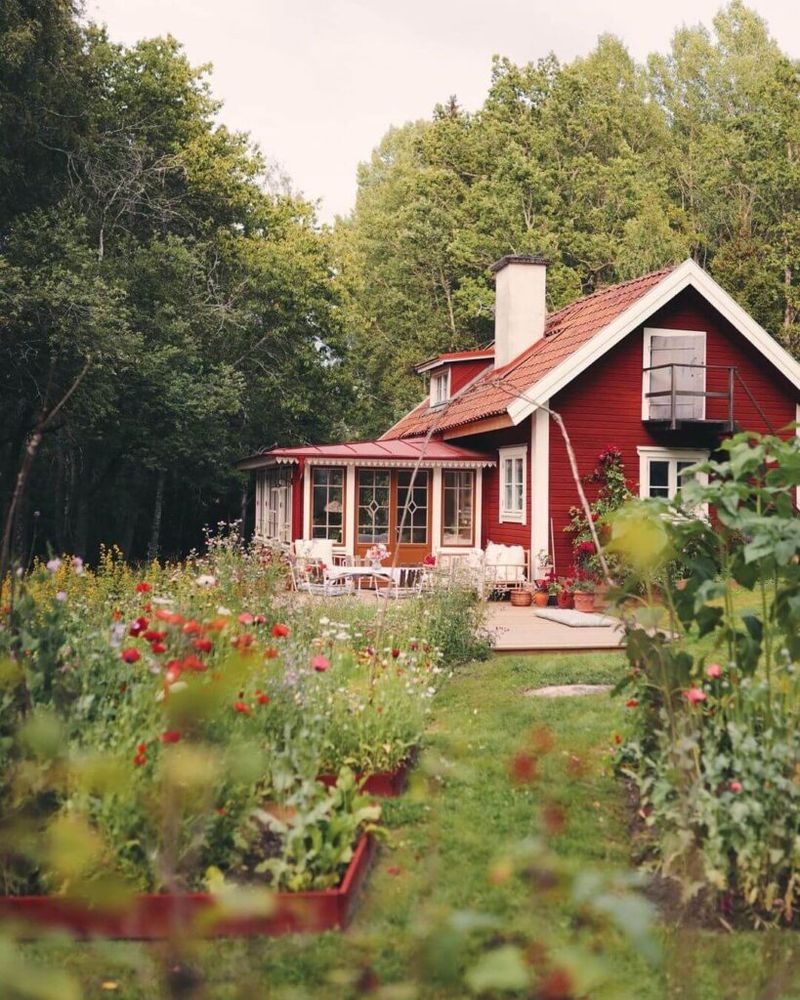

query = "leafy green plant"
[[609, 431, 800, 925]]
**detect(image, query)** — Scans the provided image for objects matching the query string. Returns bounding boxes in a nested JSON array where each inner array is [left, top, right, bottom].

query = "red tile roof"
[[384, 267, 674, 438], [238, 437, 495, 469], [415, 348, 494, 372]]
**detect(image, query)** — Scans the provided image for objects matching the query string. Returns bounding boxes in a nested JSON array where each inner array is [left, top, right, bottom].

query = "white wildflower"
[[195, 574, 217, 587]]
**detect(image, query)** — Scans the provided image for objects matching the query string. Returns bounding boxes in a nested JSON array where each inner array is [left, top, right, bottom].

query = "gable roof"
[[383, 266, 673, 438], [383, 259, 800, 439], [415, 349, 494, 373]]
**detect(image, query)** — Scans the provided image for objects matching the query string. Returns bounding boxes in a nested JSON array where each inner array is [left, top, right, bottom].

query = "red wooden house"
[[239, 257, 800, 573]]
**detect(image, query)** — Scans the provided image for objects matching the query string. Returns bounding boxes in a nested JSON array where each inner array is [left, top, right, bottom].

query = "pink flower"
[[683, 688, 706, 704], [729, 780, 743, 793], [705, 663, 722, 679], [311, 655, 330, 672], [238, 612, 254, 625]]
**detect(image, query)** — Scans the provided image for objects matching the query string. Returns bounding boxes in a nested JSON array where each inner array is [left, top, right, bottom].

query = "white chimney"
[[490, 255, 549, 368]]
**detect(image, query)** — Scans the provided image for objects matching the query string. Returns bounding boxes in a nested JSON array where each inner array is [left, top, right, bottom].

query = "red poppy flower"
[[311, 655, 330, 672], [625, 698, 639, 708], [391, 649, 400, 659], [509, 753, 537, 785], [160, 730, 182, 744], [182, 620, 202, 636], [205, 618, 228, 632], [128, 616, 149, 637], [238, 612, 254, 625], [232, 633, 254, 650], [155, 609, 184, 625], [181, 655, 206, 673], [192, 638, 213, 653], [264, 647, 278, 659], [216, 807, 226, 816], [121, 648, 141, 664], [112, 609, 122, 621], [233, 701, 251, 715], [133, 753, 146, 766], [255, 691, 270, 705], [150, 642, 167, 654], [613, 733, 622, 745], [143, 630, 166, 642], [136, 742, 147, 754], [135, 582, 151, 593], [271, 623, 290, 638]]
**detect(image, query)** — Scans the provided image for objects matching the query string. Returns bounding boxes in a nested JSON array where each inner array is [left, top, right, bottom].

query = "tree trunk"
[[147, 471, 165, 563]]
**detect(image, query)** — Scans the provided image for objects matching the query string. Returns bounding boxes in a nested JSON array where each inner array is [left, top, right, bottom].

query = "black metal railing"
[[643, 363, 736, 431]]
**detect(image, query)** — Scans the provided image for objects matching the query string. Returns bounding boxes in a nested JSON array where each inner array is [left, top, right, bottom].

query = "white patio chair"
[[483, 543, 529, 598], [290, 560, 355, 597], [375, 566, 425, 600]]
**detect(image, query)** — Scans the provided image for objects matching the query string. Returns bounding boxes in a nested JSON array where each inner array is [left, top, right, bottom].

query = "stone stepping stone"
[[524, 684, 613, 698]]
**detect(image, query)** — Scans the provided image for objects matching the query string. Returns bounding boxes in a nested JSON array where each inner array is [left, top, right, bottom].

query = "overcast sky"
[[86, 0, 798, 222]]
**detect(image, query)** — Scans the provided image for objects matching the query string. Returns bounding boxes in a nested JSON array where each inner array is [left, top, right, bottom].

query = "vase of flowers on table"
[[366, 543, 389, 570]]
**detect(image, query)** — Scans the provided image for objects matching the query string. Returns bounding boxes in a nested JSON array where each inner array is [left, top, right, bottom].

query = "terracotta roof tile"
[[384, 267, 674, 438]]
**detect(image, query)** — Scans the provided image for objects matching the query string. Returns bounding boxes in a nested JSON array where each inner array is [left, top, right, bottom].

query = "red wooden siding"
[[548, 287, 798, 574], [449, 360, 493, 395], [457, 421, 532, 549], [291, 462, 304, 542]]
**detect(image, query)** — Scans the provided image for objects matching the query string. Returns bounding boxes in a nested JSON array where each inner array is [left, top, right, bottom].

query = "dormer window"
[[430, 370, 449, 408]]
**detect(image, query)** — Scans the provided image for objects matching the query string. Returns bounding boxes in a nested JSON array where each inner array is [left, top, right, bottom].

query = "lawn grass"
[[17, 651, 800, 999]]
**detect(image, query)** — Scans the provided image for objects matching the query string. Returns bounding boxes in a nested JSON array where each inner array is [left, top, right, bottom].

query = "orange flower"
[[264, 647, 278, 659], [182, 620, 203, 636]]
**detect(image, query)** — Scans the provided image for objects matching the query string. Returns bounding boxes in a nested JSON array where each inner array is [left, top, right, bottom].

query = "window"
[[396, 470, 429, 544], [442, 470, 474, 546], [499, 445, 526, 523], [258, 467, 292, 542], [311, 467, 344, 542], [430, 371, 449, 407], [357, 470, 390, 544], [638, 448, 708, 502], [644, 329, 706, 421]]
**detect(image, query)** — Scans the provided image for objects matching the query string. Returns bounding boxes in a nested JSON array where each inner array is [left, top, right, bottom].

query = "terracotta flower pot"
[[533, 591, 549, 607], [573, 591, 595, 613], [557, 590, 574, 609]]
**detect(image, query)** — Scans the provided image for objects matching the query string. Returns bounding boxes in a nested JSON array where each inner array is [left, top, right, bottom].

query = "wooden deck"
[[485, 602, 625, 653]]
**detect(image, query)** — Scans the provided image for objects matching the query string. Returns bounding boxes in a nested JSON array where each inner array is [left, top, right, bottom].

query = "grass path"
[[21, 653, 800, 998]]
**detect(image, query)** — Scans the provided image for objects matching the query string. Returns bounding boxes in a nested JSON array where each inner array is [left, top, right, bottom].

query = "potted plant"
[[556, 578, 574, 609], [365, 543, 389, 569], [573, 577, 596, 613], [533, 581, 549, 607]]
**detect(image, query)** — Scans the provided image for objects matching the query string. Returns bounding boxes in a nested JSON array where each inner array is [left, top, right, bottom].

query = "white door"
[[648, 333, 706, 420]]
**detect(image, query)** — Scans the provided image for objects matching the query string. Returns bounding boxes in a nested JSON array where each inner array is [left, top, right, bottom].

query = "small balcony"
[[643, 363, 736, 434]]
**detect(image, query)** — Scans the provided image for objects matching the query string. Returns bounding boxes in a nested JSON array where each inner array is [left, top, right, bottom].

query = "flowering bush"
[[609, 432, 800, 925], [565, 445, 633, 581]]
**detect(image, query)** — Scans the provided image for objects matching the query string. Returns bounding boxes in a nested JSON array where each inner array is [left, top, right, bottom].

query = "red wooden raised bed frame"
[[0, 834, 376, 939], [317, 754, 415, 798]]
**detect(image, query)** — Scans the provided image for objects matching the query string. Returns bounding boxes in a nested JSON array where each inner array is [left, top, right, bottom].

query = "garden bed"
[[317, 753, 416, 797], [0, 834, 376, 940]]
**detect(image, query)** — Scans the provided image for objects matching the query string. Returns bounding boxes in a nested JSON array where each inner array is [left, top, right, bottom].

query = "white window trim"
[[637, 446, 709, 502], [430, 369, 450, 409], [499, 445, 527, 524], [642, 328, 707, 421]]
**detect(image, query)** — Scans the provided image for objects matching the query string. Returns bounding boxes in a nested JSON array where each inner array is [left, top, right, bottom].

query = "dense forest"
[[1, 0, 798, 562]]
